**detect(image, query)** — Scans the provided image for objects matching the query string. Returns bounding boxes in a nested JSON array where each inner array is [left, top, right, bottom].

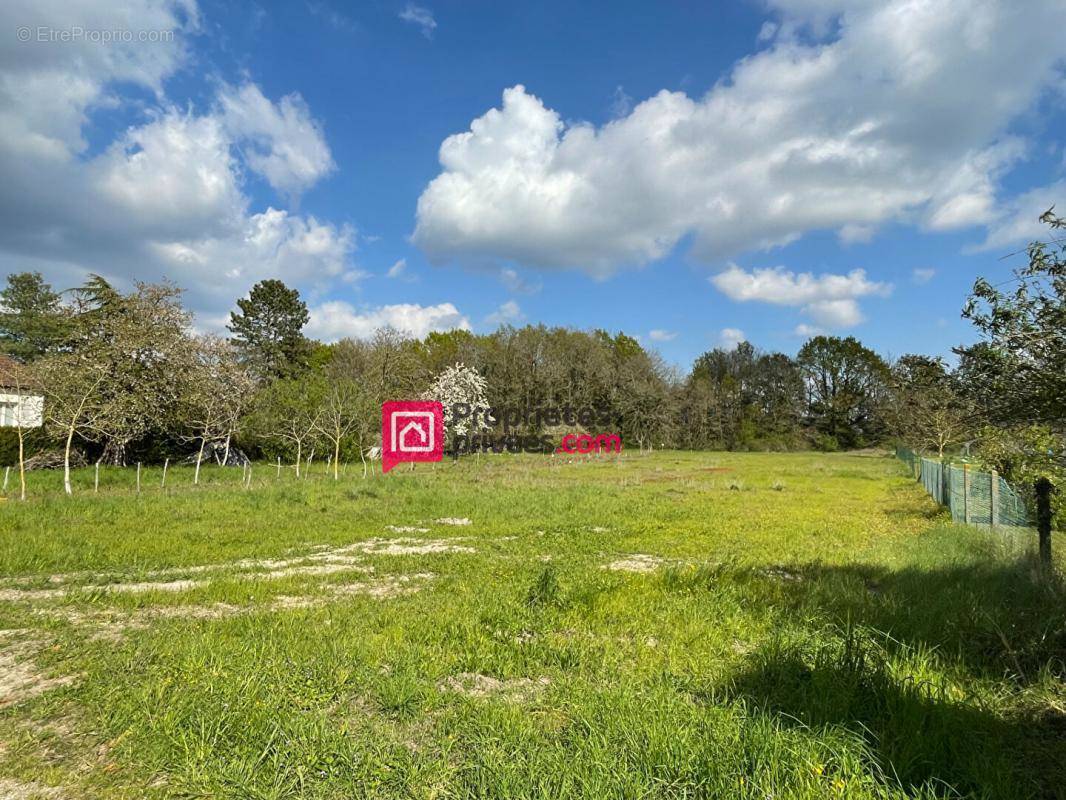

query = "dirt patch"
[[36, 573, 435, 640], [276, 574, 435, 607], [0, 637, 77, 708], [0, 539, 461, 605], [350, 538, 474, 556], [761, 567, 803, 582], [437, 672, 550, 702], [604, 554, 663, 573], [0, 779, 64, 799], [261, 563, 373, 580], [85, 579, 205, 595]]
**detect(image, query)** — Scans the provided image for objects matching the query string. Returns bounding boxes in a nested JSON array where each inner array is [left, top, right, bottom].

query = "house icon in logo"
[[400, 420, 428, 452], [381, 401, 443, 472]]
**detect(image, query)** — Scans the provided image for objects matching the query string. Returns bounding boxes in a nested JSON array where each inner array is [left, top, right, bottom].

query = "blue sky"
[[2, 0, 1065, 369]]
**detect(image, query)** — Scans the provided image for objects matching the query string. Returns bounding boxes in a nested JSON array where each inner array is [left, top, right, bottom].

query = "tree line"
[[0, 212, 1063, 493]]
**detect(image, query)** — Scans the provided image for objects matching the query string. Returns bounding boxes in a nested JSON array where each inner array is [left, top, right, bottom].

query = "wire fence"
[[895, 446, 1032, 529]]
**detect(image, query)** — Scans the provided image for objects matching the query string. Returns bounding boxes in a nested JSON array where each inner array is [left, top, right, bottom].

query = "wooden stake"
[[136, 462, 142, 493], [276, 456, 281, 478], [161, 458, 169, 489], [2, 466, 8, 491], [94, 461, 100, 494]]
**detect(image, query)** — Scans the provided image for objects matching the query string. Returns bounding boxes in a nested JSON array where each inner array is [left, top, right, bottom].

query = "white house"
[[0, 355, 43, 429]]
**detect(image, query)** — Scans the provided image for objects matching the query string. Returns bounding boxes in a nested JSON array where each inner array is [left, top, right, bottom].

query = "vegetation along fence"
[[895, 446, 1054, 565]]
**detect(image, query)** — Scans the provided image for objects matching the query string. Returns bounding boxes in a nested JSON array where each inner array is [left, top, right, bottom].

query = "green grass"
[[0, 451, 1063, 799]]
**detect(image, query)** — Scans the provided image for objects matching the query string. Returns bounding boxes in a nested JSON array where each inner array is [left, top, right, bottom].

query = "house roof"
[[0, 354, 38, 392]]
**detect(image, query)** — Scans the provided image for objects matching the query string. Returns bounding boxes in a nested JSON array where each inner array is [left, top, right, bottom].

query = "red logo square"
[[381, 400, 443, 473]]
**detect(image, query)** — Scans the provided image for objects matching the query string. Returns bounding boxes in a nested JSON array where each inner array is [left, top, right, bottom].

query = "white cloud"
[[648, 329, 677, 342], [911, 267, 936, 284], [399, 3, 436, 38], [0, 0, 351, 324], [978, 181, 1066, 250], [386, 258, 408, 278], [306, 300, 470, 341], [837, 223, 875, 245], [794, 323, 824, 337], [413, 0, 1066, 272], [216, 83, 334, 198], [609, 85, 632, 118], [0, 0, 198, 159], [499, 267, 541, 295], [710, 263, 890, 329], [718, 328, 746, 351], [485, 300, 524, 327]]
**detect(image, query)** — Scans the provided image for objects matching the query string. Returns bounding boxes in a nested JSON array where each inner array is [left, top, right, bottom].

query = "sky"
[[2, 0, 1065, 370]]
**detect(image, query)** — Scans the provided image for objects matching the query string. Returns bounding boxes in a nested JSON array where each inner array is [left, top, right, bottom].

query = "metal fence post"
[[1035, 478, 1053, 568], [963, 464, 971, 524], [990, 470, 999, 529]]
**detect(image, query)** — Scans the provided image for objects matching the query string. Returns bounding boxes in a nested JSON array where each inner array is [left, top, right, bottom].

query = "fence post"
[[963, 464, 971, 524], [1035, 478, 1053, 568], [2, 466, 8, 491], [276, 456, 281, 478], [161, 458, 169, 489], [136, 462, 141, 493], [989, 470, 999, 529], [940, 462, 948, 508], [94, 461, 100, 494]]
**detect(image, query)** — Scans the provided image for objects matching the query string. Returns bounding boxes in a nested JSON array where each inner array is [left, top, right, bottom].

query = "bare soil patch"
[[604, 554, 664, 573], [437, 672, 550, 702], [0, 635, 77, 708]]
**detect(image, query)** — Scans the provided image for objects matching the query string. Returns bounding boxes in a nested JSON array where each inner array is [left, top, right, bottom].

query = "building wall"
[[0, 392, 44, 428]]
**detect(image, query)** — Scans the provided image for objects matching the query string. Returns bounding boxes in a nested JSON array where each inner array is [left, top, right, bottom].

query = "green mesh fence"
[[895, 446, 1032, 530]]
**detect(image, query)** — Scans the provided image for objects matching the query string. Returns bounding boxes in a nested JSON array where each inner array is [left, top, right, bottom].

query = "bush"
[[0, 427, 48, 467]]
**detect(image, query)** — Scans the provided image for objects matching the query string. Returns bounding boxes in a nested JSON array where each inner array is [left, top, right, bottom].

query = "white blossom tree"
[[424, 362, 493, 446]]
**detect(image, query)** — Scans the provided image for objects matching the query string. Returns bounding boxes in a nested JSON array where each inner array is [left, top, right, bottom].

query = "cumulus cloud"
[[648, 329, 677, 342], [216, 83, 335, 198], [710, 264, 890, 329], [306, 300, 470, 341], [911, 268, 936, 284], [718, 328, 746, 351], [485, 300, 524, 327], [399, 3, 436, 38], [0, 0, 351, 323], [413, 0, 1066, 273]]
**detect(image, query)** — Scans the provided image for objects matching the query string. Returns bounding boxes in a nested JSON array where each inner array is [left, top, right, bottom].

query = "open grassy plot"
[[0, 451, 1063, 799]]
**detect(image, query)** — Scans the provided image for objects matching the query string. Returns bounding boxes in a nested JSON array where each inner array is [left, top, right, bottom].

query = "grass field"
[[0, 451, 1064, 799]]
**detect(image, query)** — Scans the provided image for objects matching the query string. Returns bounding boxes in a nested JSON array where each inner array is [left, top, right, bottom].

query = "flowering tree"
[[424, 362, 492, 444]]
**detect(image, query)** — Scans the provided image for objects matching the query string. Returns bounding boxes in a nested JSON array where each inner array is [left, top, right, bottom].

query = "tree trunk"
[[294, 440, 302, 479], [63, 421, 76, 495], [359, 445, 367, 480], [17, 425, 26, 501], [194, 436, 206, 485], [222, 433, 231, 466], [333, 439, 340, 480]]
